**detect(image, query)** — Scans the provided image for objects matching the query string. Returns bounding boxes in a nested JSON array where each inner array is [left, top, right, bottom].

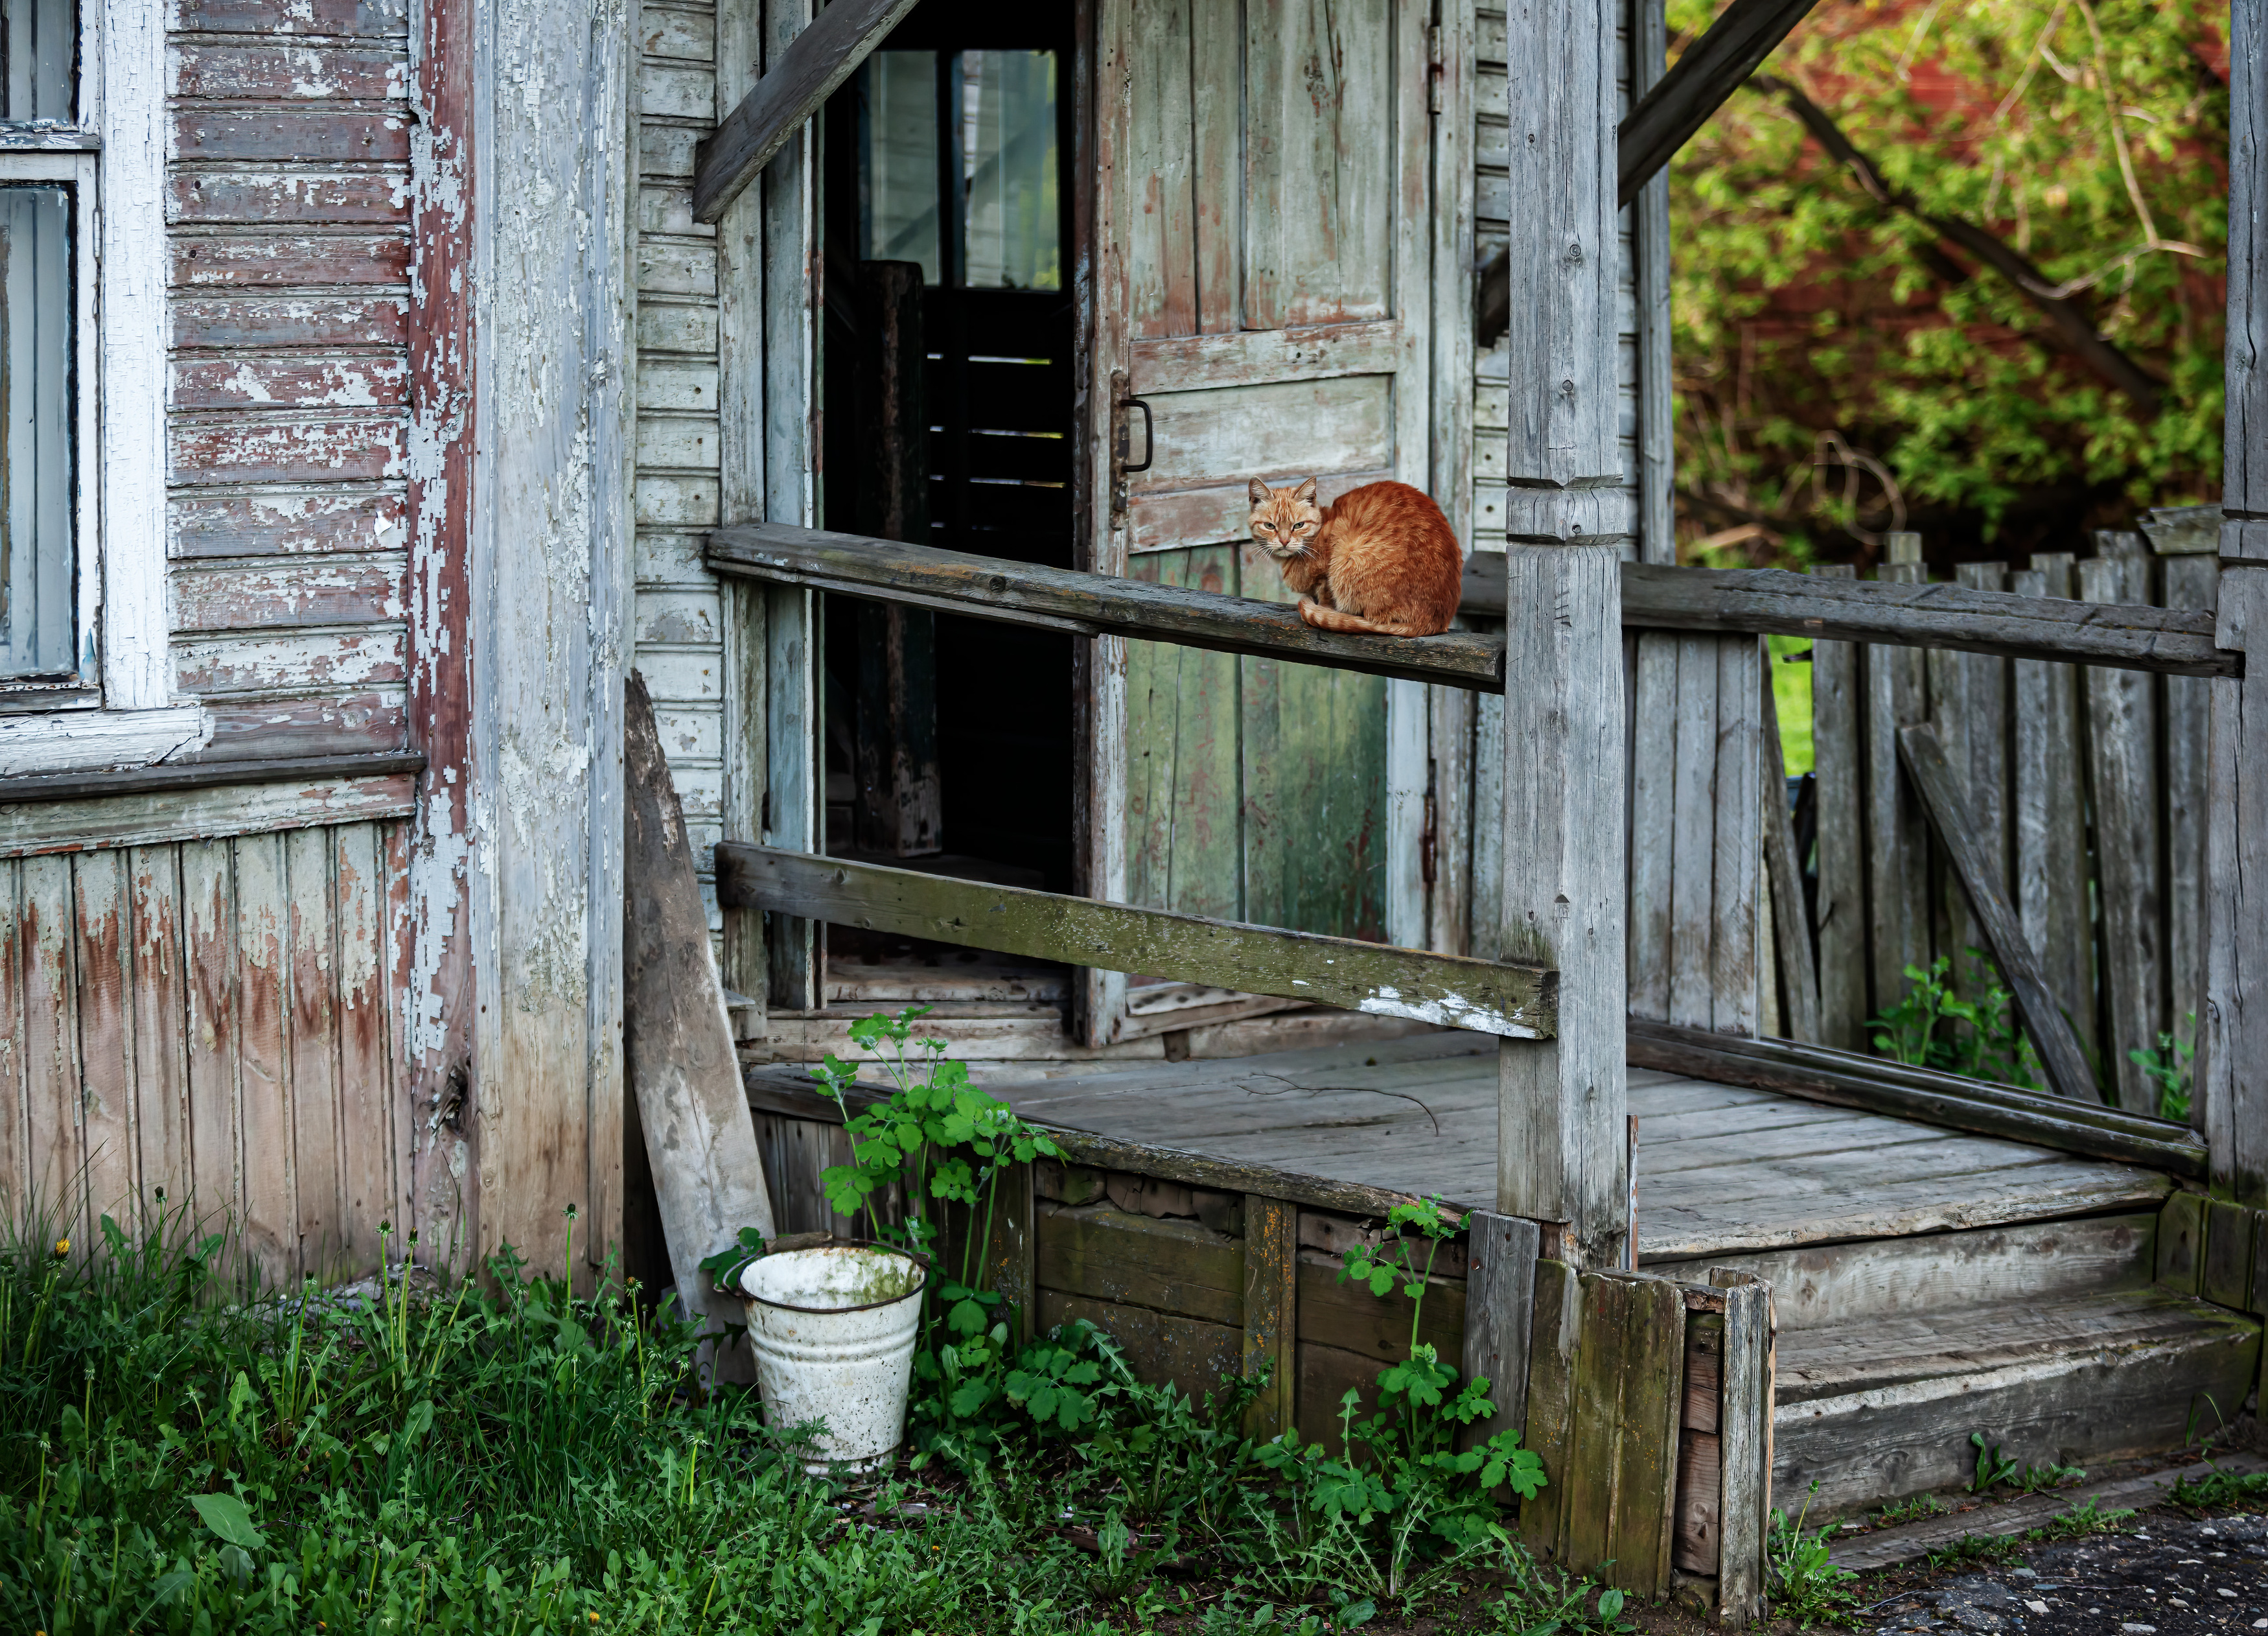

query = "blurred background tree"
[[1670, 0, 2228, 570]]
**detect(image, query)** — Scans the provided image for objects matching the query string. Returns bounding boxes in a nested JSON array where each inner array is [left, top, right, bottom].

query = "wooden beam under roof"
[[1616, 0, 1822, 207], [691, 0, 921, 224]]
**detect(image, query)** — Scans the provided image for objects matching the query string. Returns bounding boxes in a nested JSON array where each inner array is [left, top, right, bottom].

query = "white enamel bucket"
[[740, 1243, 926, 1474]]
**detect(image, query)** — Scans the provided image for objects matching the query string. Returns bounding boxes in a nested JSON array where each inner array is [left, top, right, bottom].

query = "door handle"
[[1119, 397, 1154, 474]]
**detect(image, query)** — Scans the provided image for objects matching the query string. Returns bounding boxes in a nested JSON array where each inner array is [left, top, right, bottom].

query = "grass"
[[1, 1202, 1634, 1635]]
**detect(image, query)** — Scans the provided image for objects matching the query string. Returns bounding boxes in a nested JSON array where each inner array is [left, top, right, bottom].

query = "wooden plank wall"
[[633, 0, 732, 939], [0, 822, 410, 1286], [167, 0, 418, 762], [1807, 534, 2219, 1113]]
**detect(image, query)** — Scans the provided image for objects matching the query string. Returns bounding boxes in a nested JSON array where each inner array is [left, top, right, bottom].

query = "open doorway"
[[815, 0, 1079, 992]]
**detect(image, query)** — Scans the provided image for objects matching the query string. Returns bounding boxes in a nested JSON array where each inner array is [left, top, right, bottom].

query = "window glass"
[[0, 184, 74, 681], [959, 49, 1058, 291], [3, 0, 74, 123], [862, 51, 941, 283]]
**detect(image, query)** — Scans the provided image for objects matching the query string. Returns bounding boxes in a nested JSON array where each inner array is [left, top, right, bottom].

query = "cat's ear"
[[1247, 478, 1271, 506], [1292, 478, 1318, 504]]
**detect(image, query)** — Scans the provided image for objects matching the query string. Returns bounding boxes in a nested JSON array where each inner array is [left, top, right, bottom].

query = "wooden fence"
[[1799, 526, 2219, 1118]]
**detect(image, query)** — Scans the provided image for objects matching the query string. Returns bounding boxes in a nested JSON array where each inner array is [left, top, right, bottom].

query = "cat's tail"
[[1297, 600, 1445, 638]]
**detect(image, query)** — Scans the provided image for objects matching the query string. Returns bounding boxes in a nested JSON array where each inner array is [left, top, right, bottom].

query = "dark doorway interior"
[[817, 0, 1078, 924]]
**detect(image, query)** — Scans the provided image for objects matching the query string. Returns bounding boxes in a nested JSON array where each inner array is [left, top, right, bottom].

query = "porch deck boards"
[[997, 1032, 2173, 1261]]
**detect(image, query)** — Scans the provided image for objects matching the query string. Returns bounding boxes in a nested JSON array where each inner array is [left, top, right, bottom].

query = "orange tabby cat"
[[1245, 478, 1464, 637]]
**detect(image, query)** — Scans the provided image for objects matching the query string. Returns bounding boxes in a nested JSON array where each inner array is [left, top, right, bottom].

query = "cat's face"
[[1247, 478, 1321, 558]]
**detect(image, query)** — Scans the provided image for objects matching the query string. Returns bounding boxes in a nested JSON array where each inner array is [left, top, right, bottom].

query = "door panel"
[[1085, 0, 1429, 1040]]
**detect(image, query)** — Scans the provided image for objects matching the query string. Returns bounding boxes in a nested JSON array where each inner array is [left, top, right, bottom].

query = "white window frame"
[[0, 1, 202, 776]]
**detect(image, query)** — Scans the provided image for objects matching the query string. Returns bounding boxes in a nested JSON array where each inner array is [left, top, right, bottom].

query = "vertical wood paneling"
[[1710, 638, 1761, 1036], [0, 861, 25, 1222], [23, 857, 84, 1239], [1127, 548, 1245, 922], [1626, 634, 1677, 1020], [128, 848, 191, 1218], [1129, 0, 1197, 339], [2205, 564, 2268, 1205], [2081, 555, 2166, 1115], [2011, 556, 2094, 1058], [1810, 567, 1867, 1051], [71, 852, 141, 1241], [233, 833, 298, 1282], [336, 822, 397, 1269], [1666, 637, 1718, 1028], [1471, 690, 1505, 962], [1191, 0, 1242, 334], [182, 841, 244, 1248], [1865, 561, 1931, 1022], [286, 827, 344, 1274], [2162, 554, 2219, 1075], [1429, 686, 1476, 955]]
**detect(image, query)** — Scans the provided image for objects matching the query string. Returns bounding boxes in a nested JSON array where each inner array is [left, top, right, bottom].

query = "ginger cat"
[[1245, 478, 1464, 637]]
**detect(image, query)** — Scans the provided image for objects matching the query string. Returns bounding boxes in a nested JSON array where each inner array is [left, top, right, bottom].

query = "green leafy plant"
[[1489, 1540, 1636, 1634], [1871, 954, 2048, 1091], [1968, 1431, 2023, 1493], [2130, 1015, 2197, 1122], [1247, 1199, 1546, 1614], [2013, 1458, 2087, 1493], [2168, 1458, 2268, 1510], [2039, 1495, 2136, 1539], [1874, 1492, 1947, 1526], [1766, 1480, 1862, 1630]]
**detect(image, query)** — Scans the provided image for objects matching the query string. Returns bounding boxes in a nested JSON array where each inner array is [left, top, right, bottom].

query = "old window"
[[0, 0, 182, 767]]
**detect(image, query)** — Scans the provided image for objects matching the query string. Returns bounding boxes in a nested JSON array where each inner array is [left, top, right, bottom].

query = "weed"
[[2012, 1460, 2087, 1494], [2038, 1496, 2136, 1539], [1767, 1480, 1863, 1630], [2168, 1460, 2268, 1510], [1875, 1493, 1947, 1526], [1968, 1432, 2022, 1494], [2130, 1016, 2197, 1123], [1870, 954, 2048, 1091], [1489, 1541, 1635, 1633]]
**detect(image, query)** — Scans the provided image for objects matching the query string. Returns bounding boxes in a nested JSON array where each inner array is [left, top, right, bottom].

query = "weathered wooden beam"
[[1895, 723, 2100, 1105], [2206, 563, 2268, 1206], [0, 750, 424, 806], [1628, 1018, 2208, 1179], [690, 0, 920, 224], [715, 842, 1556, 1038], [1616, 0, 1820, 207], [2229, 0, 2268, 561], [710, 522, 1507, 692], [1617, 561, 2236, 678], [1242, 1196, 1298, 1439], [1461, 1211, 1542, 1449], [1712, 1270, 1774, 1628]]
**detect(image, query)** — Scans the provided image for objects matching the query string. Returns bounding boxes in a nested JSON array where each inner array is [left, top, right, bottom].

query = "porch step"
[[1770, 1287, 2260, 1519]]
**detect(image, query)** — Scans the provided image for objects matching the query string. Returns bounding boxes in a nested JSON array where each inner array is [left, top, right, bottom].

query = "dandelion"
[[51, 1239, 67, 1258]]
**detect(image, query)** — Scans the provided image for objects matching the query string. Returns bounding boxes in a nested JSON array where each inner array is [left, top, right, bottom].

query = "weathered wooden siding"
[[634, 1, 729, 931], [167, 0, 417, 762], [0, 821, 410, 1285]]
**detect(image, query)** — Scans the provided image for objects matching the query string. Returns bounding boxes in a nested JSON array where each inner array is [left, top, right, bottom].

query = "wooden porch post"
[[2212, 0, 2268, 1208], [1495, 0, 1630, 1267]]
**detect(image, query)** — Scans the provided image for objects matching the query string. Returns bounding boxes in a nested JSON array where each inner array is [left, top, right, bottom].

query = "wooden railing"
[[708, 522, 2240, 687]]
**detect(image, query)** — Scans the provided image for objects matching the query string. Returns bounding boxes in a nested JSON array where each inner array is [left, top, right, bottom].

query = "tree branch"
[[1755, 74, 2165, 414]]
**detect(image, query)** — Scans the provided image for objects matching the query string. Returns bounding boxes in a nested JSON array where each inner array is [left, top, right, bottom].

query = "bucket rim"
[[739, 1237, 930, 1316]]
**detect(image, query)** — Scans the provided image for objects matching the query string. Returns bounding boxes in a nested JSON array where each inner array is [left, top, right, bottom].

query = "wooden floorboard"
[[997, 1033, 2168, 1257]]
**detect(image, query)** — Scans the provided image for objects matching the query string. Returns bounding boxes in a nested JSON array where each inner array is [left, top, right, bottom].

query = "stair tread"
[[1776, 1287, 2258, 1407]]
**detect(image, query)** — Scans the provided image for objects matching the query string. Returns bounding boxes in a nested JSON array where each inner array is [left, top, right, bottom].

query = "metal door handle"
[[1120, 397, 1154, 473]]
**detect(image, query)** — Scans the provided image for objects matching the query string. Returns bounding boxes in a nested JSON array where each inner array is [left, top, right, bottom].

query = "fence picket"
[[1810, 566, 1868, 1051], [2162, 553, 2220, 1124], [1866, 556, 1932, 1027]]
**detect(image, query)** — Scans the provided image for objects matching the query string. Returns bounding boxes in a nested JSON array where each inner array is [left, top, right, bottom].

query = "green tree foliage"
[[1671, 0, 2228, 563]]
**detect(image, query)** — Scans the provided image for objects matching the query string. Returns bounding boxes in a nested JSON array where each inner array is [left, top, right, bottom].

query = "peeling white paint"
[[1358, 983, 1542, 1040]]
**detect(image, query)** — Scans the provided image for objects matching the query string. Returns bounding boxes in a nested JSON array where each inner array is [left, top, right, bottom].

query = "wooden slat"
[[2081, 554, 2166, 1116], [710, 522, 1506, 692], [1866, 559, 1931, 1029], [2203, 1199, 2257, 1312], [1811, 568, 1867, 1051], [1628, 1018, 2205, 1177], [689, 0, 920, 222], [1619, 559, 2236, 677], [2206, 563, 2268, 1205], [128, 847, 191, 1226], [284, 826, 343, 1278], [1759, 645, 1820, 1042], [182, 841, 240, 1243], [715, 843, 1555, 1038], [0, 861, 25, 1223], [1564, 1272, 1687, 1595], [2162, 553, 2219, 1099], [1713, 1274, 1772, 1627], [1, 770, 421, 861], [1628, 633, 1678, 1020], [2157, 1191, 2206, 1294], [1672, 1313, 1724, 1573], [2225, 0, 2268, 557], [1667, 636, 1719, 1028], [1242, 1195, 1297, 1439], [1711, 638, 1762, 1036], [233, 831, 298, 1283], [1896, 725, 2098, 1104], [1520, 1257, 1582, 1561], [332, 823, 393, 1273], [20, 856, 82, 1243], [1461, 1209, 1540, 1447], [2009, 558, 2096, 1062], [71, 850, 139, 1238]]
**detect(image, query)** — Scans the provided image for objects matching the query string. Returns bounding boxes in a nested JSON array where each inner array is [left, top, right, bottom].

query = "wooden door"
[[1081, 0, 1435, 1042]]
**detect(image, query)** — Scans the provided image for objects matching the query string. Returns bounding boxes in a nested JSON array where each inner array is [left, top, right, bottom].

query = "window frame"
[[0, 1, 193, 771]]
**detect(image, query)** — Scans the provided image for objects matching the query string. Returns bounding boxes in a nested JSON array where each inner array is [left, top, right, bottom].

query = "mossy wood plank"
[[1713, 1274, 1772, 1628], [1295, 1256, 1464, 1366], [1607, 1274, 1687, 1599], [987, 1162, 1036, 1342], [1244, 1195, 1298, 1438], [1038, 1290, 1243, 1408], [1673, 1426, 1721, 1576], [2158, 1191, 2206, 1294], [1462, 1211, 1541, 1449], [1034, 1201, 1245, 1326], [2204, 1200, 2258, 1312], [1559, 1273, 1634, 1578], [717, 843, 1554, 1036], [1127, 548, 1247, 924], [1520, 1259, 1582, 1561], [709, 522, 1508, 690]]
